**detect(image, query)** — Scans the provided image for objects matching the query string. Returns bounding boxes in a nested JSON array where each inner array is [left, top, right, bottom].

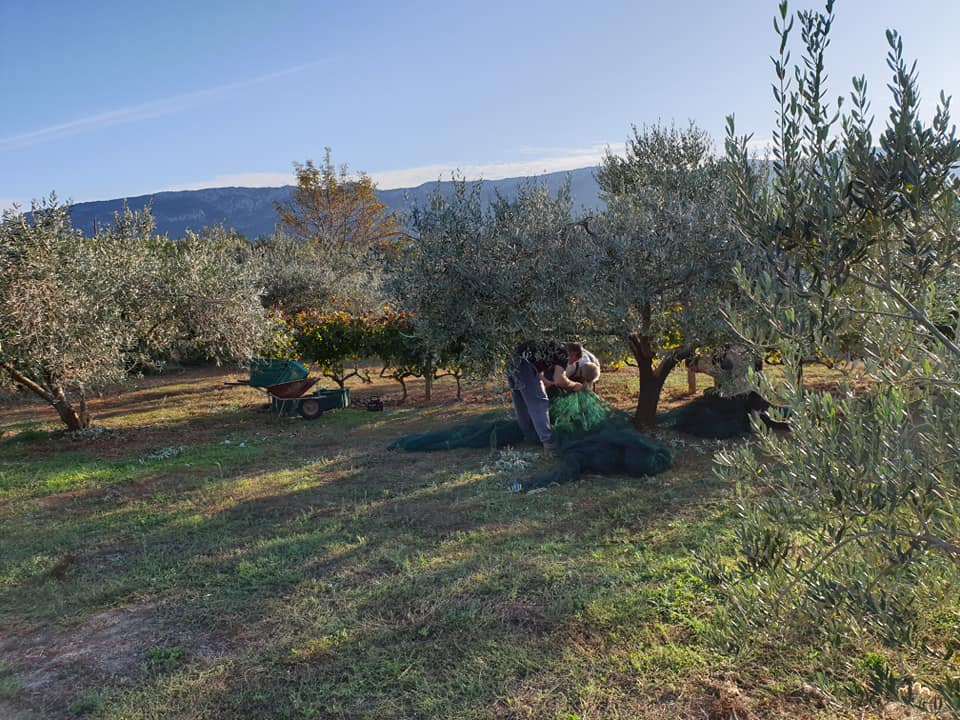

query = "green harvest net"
[[386, 417, 526, 452], [549, 390, 611, 434], [656, 390, 790, 439], [388, 391, 673, 490]]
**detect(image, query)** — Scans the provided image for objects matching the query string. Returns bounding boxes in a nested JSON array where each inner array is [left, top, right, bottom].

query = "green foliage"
[[0, 197, 268, 429], [254, 229, 387, 314], [594, 122, 747, 424], [268, 147, 400, 313], [0, 660, 20, 700], [284, 309, 375, 387], [144, 645, 187, 673], [390, 177, 597, 375], [596, 121, 738, 324], [67, 688, 113, 716], [367, 311, 437, 400], [708, 383, 960, 638], [157, 225, 268, 365], [389, 159, 744, 425], [278, 308, 455, 397], [711, 0, 960, 707]]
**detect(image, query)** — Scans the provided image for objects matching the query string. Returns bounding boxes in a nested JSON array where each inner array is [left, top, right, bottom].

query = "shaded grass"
[[0, 365, 930, 719]]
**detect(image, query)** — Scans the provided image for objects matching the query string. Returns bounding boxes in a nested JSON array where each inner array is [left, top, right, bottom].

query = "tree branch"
[[774, 528, 960, 617], [853, 267, 960, 359], [0, 361, 56, 404]]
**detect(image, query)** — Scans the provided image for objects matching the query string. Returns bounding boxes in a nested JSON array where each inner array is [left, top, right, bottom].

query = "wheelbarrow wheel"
[[298, 398, 324, 420]]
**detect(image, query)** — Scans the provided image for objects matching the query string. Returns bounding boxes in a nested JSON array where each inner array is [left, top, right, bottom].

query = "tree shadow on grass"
[[2, 412, 735, 719], [115, 462, 732, 718]]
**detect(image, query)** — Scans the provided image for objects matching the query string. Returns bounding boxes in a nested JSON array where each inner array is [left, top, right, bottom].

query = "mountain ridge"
[[66, 166, 603, 239]]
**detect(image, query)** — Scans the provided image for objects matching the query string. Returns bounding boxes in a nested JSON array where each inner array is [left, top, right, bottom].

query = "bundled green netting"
[[549, 390, 612, 433], [519, 427, 673, 491], [388, 390, 673, 490]]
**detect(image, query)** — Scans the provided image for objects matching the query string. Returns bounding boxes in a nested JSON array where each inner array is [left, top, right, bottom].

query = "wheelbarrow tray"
[[249, 359, 309, 388], [266, 377, 319, 398]]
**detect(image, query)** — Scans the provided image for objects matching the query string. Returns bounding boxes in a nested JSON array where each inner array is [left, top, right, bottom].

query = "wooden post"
[[424, 360, 433, 401]]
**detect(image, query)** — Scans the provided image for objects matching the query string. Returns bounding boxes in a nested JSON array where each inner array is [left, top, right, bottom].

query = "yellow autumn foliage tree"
[[275, 147, 400, 260]]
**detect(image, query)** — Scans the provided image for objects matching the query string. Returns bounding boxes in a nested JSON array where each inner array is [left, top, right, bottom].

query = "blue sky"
[[2, 0, 958, 210]]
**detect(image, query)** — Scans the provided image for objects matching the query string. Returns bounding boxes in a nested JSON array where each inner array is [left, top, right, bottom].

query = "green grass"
[[0, 366, 944, 719]]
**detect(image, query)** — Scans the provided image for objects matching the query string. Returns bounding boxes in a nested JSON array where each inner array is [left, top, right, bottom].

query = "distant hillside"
[[67, 167, 603, 239]]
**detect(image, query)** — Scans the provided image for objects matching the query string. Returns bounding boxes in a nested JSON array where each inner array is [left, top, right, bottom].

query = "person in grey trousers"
[[507, 341, 583, 455]]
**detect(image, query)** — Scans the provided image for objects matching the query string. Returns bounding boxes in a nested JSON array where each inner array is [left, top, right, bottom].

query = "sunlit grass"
[[0, 364, 928, 719]]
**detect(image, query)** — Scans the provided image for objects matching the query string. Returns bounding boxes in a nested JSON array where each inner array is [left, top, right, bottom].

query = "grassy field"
[[0, 365, 945, 719]]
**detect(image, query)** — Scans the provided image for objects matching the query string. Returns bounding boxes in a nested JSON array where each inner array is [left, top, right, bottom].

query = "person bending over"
[[545, 341, 600, 398], [508, 340, 582, 455]]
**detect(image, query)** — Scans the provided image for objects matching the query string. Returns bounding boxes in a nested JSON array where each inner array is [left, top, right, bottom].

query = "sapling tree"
[[270, 148, 399, 312], [276, 148, 400, 256], [706, 1, 960, 694]]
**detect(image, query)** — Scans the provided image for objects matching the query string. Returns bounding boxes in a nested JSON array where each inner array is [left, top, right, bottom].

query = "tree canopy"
[[0, 198, 268, 429], [706, 0, 960, 673], [270, 148, 400, 312], [390, 178, 594, 375], [390, 125, 745, 426], [593, 122, 745, 425]]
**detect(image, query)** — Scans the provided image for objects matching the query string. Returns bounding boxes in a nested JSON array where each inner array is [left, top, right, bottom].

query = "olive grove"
[[391, 125, 746, 427], [0, 199, 269, 430]]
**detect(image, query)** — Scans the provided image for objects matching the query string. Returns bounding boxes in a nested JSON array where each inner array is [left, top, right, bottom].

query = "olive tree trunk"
[[1, 362, 90, 430], [627, 334, 694, 429]]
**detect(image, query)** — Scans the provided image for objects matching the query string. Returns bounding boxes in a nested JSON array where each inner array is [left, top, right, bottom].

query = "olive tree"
[[592, 122, 746, 426], [158, 225, 271, 363], [253, 229, 385, 313], [390, 178, 596, 376], [0, 198, 269, 430], [703, 1, 960, 693], [392, 145, 746, 427]]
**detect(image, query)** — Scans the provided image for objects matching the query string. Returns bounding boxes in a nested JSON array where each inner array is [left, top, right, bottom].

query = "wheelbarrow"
[[266, 378, 350, 420], [228, 359, 350, 420]]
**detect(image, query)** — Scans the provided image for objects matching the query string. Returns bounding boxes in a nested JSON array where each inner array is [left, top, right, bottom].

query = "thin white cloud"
[[369, 146, 612, 190], [0, 61, 325, 152], [158, 147, 613, 195], [514, 143, 612, 157]]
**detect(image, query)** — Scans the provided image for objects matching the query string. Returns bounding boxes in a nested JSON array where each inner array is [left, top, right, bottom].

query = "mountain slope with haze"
[[66, 167, 602, 239]]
